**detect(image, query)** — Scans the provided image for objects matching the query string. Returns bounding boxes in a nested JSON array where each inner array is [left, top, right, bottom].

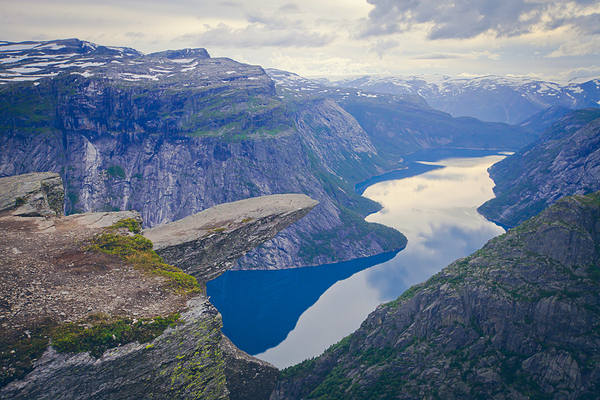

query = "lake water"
[[207, 154, 506, 368]]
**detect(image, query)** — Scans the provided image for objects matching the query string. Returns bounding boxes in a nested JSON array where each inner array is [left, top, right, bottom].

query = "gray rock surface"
[[479, 108, 600, 228], [0, 174, 318, 399], [0, 172, 63, 217], [145, 194, 318, 281], [273, 192, 600, 399]]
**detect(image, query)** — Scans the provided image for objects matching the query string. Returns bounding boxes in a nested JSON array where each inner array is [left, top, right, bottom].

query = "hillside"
[[273, 191, 600, 399], [268, 69, 536, 161], [479, 108, 600, 228]]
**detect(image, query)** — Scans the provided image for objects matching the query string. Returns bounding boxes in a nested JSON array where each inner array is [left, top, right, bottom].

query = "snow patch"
[[0, 43, 41, 51], [71, 71, 94, 78], [170, 58, 194, 64], [35, 43, 66, 51], [7, 67, 42, 74]]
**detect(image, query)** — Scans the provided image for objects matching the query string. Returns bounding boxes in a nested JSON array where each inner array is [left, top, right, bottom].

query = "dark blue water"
[[206, 251, 397, 355], [208, 154, 507, 368]]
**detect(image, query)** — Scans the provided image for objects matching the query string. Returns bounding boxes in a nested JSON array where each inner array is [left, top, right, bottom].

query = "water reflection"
[[208, 154, 505, 368], [206, 251, 397, 355]]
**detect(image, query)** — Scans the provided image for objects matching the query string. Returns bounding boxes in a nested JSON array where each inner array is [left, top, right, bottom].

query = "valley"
[[0, 35, 599, 400], [209, 153, 506, 368]]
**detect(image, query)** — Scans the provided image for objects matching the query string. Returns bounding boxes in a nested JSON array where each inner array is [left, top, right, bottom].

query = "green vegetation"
[[168, 318, 227, 399], [0, 322, 53, 387], [0, 312, 180, 387], [107, 165, 126, 179], [87, 230, 200, 295], [51, 312, 180, 358], [109, 217, 142, 234]]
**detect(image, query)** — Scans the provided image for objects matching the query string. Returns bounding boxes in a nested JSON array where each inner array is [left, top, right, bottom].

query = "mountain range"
[[1, 38, 600, 399], [0, 39, 534, 269], [324, 74, 600, 125]]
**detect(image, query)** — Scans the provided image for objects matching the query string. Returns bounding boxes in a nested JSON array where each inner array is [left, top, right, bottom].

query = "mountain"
[[479, 108, 600, 228], [273, 191, 600, 399], [518, 105, 573, 134], [0, 38, 407, 269], [0, 40, 538, 270], [0, 172, 316, 399], [325, 74, 600, 124], [267, 69, 536, 161]]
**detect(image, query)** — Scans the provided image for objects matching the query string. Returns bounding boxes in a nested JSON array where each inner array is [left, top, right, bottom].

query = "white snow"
[[74, 62, 105, 67], [568, 86, 583, 94], [170, 58, 194, 64], [149, 67, 171, 73], [0, 43, 41, 51], [226, 70, 236, 74], [248, 77, 258, 80], [35, 43, 66, 50], [71, 71, 94, 78], [0, 55, 29, 64], [25, 60, 70, 67], [120, 73, 159, 81], [7, 67, 42, 74]]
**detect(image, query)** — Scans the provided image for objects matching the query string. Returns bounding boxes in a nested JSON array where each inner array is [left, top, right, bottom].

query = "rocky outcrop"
[[479, 108, 600, 228], [145, 194, 318, 281], [273, 192, 600, 399], [0, 172, 63, 217], [0, 172, 317, 399]]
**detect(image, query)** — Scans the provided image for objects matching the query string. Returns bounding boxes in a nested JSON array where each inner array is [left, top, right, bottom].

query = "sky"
[[1, 0, 599, 82]]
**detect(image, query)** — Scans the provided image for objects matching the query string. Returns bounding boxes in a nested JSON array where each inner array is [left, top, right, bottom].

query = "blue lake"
[[207, 152, 507, 368]]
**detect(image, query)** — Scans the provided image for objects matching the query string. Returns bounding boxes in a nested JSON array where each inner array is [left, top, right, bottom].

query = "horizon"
[[1, 37, 597, 85], [1, 0, 599, 83]]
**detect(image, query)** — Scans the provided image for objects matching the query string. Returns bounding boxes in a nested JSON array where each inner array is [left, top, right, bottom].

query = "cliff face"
[[479, 108, 600, 228], [267, 68, 537, 162], [0, 39, 406, 269], [273, 192, 600, 399], [0, 172, 317, 399], [145, 194, 318, 281]]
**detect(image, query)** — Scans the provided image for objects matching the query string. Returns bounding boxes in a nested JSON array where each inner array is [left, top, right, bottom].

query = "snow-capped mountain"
[[0, 38, 270, 90], [265, 68, 427, 106], [325, 74, 600, 124]]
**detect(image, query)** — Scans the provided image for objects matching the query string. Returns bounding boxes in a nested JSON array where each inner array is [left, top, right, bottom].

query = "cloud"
[[278, 3, 300, 13], [359, 0, 600, 40], [370, 39, 399, 58], [180, 22, 334, 48], [411, 54, 460, 60]]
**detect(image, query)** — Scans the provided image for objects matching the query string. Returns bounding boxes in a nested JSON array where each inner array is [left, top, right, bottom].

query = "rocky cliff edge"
[[0, 172, 317, 399]]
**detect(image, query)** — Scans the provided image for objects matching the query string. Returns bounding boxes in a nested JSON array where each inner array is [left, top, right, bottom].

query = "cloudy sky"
[[2, 0, 599, 82]]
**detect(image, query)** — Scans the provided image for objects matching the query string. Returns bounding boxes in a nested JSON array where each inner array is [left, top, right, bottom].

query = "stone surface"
[[0, 174, 316, 399], [273, 192, 600, 399], [145, 194, 318, 280], [0, 172, 63, 217]]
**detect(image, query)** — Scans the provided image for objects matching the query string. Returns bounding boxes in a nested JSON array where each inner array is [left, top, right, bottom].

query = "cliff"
[[0, 172, 317, 399], [0, 38, 406, 269], [479, 108, 600, 228], [273, 191, 600, 399]]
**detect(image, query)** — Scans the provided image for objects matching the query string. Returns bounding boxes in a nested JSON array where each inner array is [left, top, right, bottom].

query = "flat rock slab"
[[144, 194, 318, 281], [0, 172, 64, 217]]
